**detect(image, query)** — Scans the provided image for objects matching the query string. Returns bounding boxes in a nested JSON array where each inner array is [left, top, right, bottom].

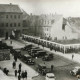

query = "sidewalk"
[[0, 54, 38, 80], [0, 39, 39, 80]]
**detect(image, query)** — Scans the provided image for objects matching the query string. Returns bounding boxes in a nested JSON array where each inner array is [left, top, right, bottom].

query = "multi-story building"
[[0, 3, 23, 38], [23, 14, 79, 41]]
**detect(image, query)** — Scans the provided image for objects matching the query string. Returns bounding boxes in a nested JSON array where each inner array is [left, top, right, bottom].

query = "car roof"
[[46, 73, 55, 77], [38, 63, 46, 66], [75, 66, 80, 69], [24, 54, 31, 57]]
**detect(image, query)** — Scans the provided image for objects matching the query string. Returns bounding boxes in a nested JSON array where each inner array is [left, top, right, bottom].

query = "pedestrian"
[[51, 65, 54, 72], [14, 56, 17, 62], [18, 74, 21, 80], [19, 63, 22, 70], [12, 61, 16, 69], [10, 40, 12, 44], [15, 70, 17, 77], [72, 54, 74, 59], [24, 70, 27, 79], [6, 69, 9, 75], [21, 71, 25, 80], [18, 69, 21, 76]]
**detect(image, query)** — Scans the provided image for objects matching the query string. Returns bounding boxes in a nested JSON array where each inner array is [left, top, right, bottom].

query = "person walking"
[[21, 71, 25, 80], [18, 74, 21, 80], [12, 61, 16, 69], [19, 63, 22, 70], [51, 65, 54, 72], [72, 54, 74, 60], [24, 70, 27, 79], [18, 69, 21, 76], [15, 70, 17, 77]]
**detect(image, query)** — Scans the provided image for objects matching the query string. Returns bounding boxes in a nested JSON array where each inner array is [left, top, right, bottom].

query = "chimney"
[[10, 3, 12, 5]]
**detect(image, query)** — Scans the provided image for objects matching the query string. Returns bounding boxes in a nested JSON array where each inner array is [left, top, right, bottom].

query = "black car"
[[26, 58, 35, 65], [42, 53, 54, 61], [33, 51, 46, 58], [22, 54, 35, 65], [37, 63, 47, 75]]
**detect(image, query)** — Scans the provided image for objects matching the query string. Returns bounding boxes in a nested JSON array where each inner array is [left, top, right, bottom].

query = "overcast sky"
[[0, 0, 80, 17]]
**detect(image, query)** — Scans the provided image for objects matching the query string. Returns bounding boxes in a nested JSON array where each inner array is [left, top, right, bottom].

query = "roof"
[[46, 73, 55, 77], [0, 4, 22, 13]]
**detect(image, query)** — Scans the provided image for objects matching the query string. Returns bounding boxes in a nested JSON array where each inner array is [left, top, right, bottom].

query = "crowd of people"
[[12, 59, 27, 80]]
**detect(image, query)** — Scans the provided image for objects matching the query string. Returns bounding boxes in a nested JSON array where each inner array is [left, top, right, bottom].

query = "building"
[[0, 3, 23, 38], [23, 13, 80, 40]]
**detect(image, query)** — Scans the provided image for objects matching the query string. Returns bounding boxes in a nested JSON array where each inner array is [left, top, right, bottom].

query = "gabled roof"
[[0, 4, 22, 13]]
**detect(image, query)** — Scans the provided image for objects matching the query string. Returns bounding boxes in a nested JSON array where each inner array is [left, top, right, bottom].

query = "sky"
[[0, 0, 80, 17]]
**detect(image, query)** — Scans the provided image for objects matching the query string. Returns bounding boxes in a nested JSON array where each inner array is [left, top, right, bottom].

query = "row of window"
[[39, 20, 54, 25], [0, 23, 21, 27], [6, 15, 21, 19], [43, 27, 49, 31]]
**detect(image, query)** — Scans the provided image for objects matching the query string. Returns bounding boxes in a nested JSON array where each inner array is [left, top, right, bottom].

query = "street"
[[2, 39, 80, 80]]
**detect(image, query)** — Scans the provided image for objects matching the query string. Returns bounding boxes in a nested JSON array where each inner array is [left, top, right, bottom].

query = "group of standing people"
[[12, 60, 27, 80]]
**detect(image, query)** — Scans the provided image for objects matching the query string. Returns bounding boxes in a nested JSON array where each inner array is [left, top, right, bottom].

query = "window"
[[10, 15, 12, 18], [45, 20, 46, 24], [48, 21, 49, 24], [47, 28, 48, 31], [51, 20, 54, 24], [14, 15, 16, 19], [14, 23, 16, 27], [6, 23, 8, 27], [18, 15, 20, 19], [18, 23, 20, 27], [62, 24, 66, 31], [6, 15, 8, 18], [1, 23, 4, 27], [10, 23, 12, 27]]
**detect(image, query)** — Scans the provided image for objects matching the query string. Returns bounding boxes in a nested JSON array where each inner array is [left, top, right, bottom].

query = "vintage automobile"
[[70, 66, 80, 76], [33, 51, 47, 58], [22, 54, 35, 65], [21, 44, 32, 51], [46, 73, 56, 80], [37, 63, 51, 75], [30, 49, 42, 57], [42, 53, 54, 61]]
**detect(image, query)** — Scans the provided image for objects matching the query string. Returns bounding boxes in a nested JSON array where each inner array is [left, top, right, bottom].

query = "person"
[[18, 74, 21, 80], [3, 68, 7, 74], [18, 69, 21, 76], [19, 63, 22, 70], [14, 56, 17, 62], [10, 40, 12, 44], [21, 71, 25, 80], [6, 69, 9, 75], [15, 70, 17, 77], [51, 65, 54, 72], [24, 70, 27, 79], [72, 54, 74, 60], [12, 61, 16, 69]]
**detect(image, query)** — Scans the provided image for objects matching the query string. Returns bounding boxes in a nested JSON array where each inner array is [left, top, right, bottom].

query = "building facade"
[[0, 4, 23, 38], [23, 13, 80, 40]]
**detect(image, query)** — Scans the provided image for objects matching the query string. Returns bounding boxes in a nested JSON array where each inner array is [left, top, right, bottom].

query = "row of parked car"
[[21, 44, 55, 76], [21, 44, 54, 61]]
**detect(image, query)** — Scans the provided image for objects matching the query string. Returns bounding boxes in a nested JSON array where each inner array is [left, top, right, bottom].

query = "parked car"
[[33, 51, 46, 58], [37, 63, 47, 75], [42, 53, 54, 61], [26, 58, 35, 65], [46, 73, 56, 80], [70, 66, 80, 76], [37, 63, 51, 75], [22, 54, 35, 65], [21, 44, 32, 51], [31, 49, 42, 56]]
